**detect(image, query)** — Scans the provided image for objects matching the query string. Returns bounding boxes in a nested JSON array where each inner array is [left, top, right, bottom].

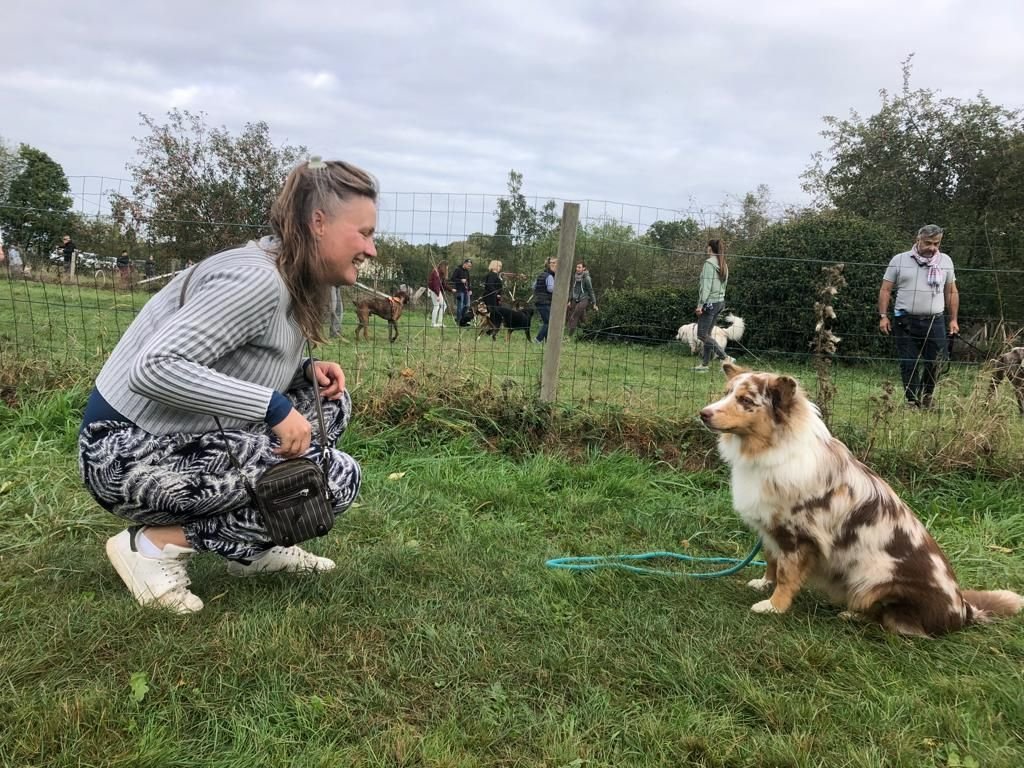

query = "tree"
[[802, 56, 1024, 265], [718, 184, 774, 247], [642, 218, 701, 254], [492, 170, 558, 257], [0, 145, 72, 255], [111, 110, 307, 262]]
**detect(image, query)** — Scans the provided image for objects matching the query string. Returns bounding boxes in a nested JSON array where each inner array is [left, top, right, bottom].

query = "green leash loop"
[[546, 539, 764, 579]]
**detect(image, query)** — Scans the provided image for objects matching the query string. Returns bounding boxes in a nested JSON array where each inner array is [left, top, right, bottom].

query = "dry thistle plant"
[[810, 263, 847, 423]]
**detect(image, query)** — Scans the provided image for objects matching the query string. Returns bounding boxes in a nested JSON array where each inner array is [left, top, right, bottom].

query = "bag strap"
[[179, 266, 331, 475]]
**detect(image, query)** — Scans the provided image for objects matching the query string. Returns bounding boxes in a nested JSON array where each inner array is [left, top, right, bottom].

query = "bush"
[[728, 213, 905, 357], [578, 286, 693, 343]]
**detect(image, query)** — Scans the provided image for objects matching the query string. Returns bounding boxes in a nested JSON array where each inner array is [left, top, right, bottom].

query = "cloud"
[[2, 0, 1022, 228]]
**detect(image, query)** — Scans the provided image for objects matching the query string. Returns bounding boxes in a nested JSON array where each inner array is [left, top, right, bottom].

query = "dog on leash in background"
[[474, 301, 534, 341], [989, 346, 1024, 415], [354, 290, 410, 343], [700, 362, 1023, 636], [677, 314, 745, 356]]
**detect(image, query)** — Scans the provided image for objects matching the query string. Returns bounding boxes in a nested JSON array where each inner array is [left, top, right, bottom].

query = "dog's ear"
[[768, 375, 798, 422], [723, 361, 747, 380]]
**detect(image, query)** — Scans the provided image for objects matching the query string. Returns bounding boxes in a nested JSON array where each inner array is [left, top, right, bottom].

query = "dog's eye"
[[737, 395, 755, 407]]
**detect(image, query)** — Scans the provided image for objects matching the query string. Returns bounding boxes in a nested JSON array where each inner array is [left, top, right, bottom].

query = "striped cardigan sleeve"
[[128, 266, 283, 423]]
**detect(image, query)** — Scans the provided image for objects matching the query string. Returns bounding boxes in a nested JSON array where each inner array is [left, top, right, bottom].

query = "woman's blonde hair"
[[270, 159, 378, 343], [488, 259, 502, 271]]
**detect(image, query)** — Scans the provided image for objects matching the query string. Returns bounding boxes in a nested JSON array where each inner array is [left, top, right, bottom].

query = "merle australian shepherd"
[[700, 362, 1022, 636]]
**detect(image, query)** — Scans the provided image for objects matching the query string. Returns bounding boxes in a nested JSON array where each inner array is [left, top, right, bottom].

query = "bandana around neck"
[[911, 243, 943, 292]]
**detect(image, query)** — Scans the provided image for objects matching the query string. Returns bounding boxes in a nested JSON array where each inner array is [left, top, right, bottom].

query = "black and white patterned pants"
[[79, 385, 361, 561]]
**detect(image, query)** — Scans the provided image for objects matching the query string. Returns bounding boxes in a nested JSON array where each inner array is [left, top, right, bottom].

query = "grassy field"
[[2, 379, 1024, 767], [3, 274, 1024, 455]]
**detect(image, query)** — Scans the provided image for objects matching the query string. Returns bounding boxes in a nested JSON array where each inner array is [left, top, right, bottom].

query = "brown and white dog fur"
[[354, 290, 410, 343], [700, 362, 1023, 636], [989, 346, 1024, 415]]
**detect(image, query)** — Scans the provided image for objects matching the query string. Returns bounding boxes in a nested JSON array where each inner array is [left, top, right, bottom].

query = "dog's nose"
[[699, 408, 713, 423]]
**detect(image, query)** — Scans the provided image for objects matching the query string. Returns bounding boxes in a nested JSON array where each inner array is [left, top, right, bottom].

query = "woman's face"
[[315, 196, 378, 286]]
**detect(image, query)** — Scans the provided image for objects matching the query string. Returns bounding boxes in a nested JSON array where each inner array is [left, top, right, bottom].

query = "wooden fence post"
[[539, 202, 580, 403]]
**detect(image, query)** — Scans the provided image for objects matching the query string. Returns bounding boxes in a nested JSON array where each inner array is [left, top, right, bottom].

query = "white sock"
[[135, 528, 167, 559]]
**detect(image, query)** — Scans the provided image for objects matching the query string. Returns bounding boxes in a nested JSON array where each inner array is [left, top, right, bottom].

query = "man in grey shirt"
[[877, 224, 960, 408]]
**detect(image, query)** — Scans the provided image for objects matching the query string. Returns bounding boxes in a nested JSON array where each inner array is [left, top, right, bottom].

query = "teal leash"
[[546, 539, 764, 579]]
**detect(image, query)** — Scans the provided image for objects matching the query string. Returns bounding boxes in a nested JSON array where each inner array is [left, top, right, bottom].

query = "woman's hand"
[[272, 408, 312, 457], [309, 360, 346, 400], [695, 305, 703, 317]]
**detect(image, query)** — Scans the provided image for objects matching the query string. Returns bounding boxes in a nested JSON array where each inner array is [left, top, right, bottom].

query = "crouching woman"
[[78, 158, 378, 613]]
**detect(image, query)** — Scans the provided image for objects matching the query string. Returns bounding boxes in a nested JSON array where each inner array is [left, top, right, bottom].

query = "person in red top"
[[428, 261, 450, 328]]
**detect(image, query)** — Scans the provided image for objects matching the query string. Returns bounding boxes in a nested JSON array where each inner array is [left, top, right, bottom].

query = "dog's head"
[[393, 290, 410, 305], [699, 363, 804, 446], [511, 300, 534, 319], [474, 301, 491, 317]]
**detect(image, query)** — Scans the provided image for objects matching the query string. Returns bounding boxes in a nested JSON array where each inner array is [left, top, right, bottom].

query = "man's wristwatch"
[[878, 312, 887, 318]]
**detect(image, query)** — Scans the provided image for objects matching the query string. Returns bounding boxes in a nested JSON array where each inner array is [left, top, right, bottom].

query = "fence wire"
[[2, 201, 1023, 450]]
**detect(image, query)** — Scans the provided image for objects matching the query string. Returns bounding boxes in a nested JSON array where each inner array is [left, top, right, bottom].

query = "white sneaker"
[[106, 528, 203, 613], [692, 364, 709, 372], [722, 356, 736, 365], [226, 546, 336, 577]]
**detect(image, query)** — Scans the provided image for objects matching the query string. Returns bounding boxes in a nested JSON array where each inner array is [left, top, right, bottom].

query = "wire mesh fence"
[[2, 195, 1023, 451]]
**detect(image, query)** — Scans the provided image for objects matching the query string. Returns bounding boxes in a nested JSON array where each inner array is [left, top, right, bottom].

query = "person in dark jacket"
[[482, 260, 504, 311], [532, 257, 557, 343], [450, 258, 473, 325]]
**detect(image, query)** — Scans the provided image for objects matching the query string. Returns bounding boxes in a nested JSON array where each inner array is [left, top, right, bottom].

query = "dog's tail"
[[723, 314, 745, 342], [962, 589, 1024, 624]]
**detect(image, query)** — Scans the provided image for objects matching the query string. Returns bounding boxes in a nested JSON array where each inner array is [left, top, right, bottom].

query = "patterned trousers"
[[79, 385, 361, 560]]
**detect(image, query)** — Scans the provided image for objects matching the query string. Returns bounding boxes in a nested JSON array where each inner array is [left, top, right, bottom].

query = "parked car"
[[48, 250, 116, 270]]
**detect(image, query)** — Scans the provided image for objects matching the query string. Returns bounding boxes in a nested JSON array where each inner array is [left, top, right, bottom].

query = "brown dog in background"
[[989, 346, 1024, 415], [354, 290, 409, 343], [700, 362, 1023, 636]]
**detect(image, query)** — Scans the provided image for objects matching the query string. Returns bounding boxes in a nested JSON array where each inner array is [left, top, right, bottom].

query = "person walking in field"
[[566, 260, 597, 337], [693, 239, 733, 371], [79, 158, 376, 613], [428, 261, 450, 328]]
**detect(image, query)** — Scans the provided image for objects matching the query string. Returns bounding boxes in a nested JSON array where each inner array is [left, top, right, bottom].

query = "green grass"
[[1, 386, 1023, 767], [4, 274, 1019, 473]]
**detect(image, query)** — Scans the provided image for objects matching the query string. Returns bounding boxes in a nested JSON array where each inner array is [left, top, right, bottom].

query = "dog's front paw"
[[746, 577, 775, 592], [838, 610, 867, 623], [750, 599, 780, 614]]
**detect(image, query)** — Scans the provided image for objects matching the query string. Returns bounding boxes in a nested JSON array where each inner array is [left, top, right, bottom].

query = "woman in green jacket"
[[694, 239, 732, 371]]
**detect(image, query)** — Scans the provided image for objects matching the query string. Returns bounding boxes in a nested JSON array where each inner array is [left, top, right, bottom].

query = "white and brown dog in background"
[[677, 314, 745, 356], [700, 362, 1022, 636]]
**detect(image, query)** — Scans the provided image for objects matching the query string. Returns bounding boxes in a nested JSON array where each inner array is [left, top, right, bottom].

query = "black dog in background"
[[476, 301, 534, 341]]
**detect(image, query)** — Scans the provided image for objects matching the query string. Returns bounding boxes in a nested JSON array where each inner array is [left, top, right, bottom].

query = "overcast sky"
[[3, 0, 1023, 238]]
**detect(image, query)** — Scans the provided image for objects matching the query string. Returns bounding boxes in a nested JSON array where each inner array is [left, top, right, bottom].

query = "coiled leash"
[[546, 538, 764, 579]]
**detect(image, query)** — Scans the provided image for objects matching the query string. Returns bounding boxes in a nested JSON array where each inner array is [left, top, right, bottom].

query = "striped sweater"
[[95, 238, 308, 435]]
